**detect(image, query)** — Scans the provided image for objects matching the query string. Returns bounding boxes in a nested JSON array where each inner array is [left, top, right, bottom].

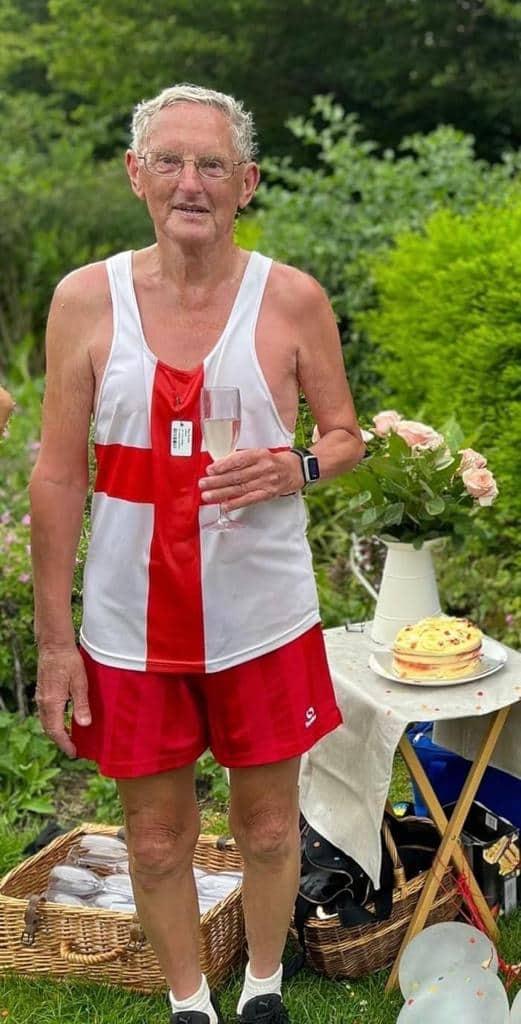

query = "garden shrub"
[[0, 712, 61, 823], [361, 193, 521, 532], [354, 194, 521, 646], [253, 97, 521, 409]]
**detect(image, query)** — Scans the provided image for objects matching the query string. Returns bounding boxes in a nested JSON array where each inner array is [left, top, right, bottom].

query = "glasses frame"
[[137, 152, 247, 181]]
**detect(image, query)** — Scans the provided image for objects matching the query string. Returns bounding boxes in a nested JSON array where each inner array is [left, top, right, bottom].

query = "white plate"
[[369, 636, 508, 687]]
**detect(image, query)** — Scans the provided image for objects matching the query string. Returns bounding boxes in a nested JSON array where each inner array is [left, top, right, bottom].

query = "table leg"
[[399, 735, 498, 935], [385, 706, 510, 992]]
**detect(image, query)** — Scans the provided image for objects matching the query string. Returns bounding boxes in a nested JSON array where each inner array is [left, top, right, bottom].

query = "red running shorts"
[[72, 624, 342, 778]]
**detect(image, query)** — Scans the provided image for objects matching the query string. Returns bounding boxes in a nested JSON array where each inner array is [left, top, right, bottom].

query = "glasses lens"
[[197, 157, 232, 179], [146, 152, 184, 175]]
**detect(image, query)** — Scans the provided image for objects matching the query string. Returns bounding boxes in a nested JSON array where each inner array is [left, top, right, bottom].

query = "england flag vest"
[[80, 250, 321, 673]]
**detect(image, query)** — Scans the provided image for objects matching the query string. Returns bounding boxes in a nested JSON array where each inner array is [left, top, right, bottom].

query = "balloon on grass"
[[398, 921, 498, 999], [396, 964, 509, 1023]]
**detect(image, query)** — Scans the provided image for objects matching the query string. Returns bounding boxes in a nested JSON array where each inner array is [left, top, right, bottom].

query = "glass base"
[[203, 514, 244, 532]]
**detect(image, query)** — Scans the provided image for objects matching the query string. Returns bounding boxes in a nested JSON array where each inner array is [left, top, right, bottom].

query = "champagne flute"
[[201, 386, 242, 531]]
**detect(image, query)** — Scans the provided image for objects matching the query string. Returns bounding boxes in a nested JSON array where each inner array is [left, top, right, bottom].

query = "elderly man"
[[30, 84, 364, 1023]]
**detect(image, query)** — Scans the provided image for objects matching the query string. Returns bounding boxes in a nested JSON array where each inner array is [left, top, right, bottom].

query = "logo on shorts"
[[305, 706, 317, 727]]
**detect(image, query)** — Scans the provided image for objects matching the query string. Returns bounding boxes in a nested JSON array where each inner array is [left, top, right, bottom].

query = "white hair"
[[130, 83, 258, 161]]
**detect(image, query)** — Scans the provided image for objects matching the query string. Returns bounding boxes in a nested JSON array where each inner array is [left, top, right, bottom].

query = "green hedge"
[[360, 192, 521, 534]]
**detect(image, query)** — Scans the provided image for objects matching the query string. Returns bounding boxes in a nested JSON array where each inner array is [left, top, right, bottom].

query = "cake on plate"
[[392, 616, 483, 681]]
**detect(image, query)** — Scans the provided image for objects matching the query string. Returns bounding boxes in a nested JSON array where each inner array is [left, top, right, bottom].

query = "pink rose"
[[394, 419, 444, 451], [462, 467, 499, 506], [372, 410, 402, 436], [458, 448, 487, 473]]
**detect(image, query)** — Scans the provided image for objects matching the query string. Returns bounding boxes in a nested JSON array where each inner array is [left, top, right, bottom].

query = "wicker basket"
[[0, 823, 245, 991], [291, 819, 462, 979]]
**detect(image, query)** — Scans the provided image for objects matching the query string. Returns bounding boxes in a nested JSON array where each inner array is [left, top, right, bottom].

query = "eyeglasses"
[[138, 152, 246, 180]]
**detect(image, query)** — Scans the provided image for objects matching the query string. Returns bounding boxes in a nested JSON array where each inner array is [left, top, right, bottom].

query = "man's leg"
[[117, 765, 203, 1000], [229, 757, 300, 1014]]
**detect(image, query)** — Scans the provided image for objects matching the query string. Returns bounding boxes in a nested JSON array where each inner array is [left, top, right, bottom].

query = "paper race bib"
[[170, 420, 193, 457]]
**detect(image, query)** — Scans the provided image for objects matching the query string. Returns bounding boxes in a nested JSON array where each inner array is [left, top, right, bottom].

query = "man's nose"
[[176, 159, 204, 187]]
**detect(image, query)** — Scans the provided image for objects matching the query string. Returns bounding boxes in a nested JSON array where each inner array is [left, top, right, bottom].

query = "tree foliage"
[[252, 98, 521, 405], [3, 0, 521, 158]]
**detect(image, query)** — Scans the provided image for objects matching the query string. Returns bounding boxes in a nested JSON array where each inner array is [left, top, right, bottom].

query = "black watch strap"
[[291, 447, 320, 488]]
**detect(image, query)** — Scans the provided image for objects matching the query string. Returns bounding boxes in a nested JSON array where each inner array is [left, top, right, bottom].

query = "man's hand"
[[36, 646, 92, 757], [199, 448, 303, 511]]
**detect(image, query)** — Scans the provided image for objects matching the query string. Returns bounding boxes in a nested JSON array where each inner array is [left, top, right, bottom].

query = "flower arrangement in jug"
[[342, 410, 498, 547]]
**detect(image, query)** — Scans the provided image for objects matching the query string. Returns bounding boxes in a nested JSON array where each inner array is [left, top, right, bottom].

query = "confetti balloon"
[[396, 964, 509, 1023], [510, 989, 521, 1023], [399, 921, 498, 999]]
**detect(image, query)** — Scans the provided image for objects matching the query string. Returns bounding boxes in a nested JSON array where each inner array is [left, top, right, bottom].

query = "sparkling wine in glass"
[[201, 386, 242, 531]]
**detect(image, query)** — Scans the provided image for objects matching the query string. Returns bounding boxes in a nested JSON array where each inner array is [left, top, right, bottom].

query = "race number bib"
[[170, 420, 193, 457]]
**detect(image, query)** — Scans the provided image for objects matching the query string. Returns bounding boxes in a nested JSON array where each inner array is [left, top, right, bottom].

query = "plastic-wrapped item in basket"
[[195, 870, 242, 915], [89, 893, 137, 913], [66, 834, 128, 874], [46, 865, 104, 899]]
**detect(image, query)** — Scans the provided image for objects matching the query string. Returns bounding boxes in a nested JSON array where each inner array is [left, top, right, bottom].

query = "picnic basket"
[[0, 823, 245, 991], [291, 817, 461, 979]]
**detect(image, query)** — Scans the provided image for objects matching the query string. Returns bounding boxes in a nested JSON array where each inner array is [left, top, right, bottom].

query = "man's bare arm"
[[30, 272, 96, 754], [199, 269, 364, 509], [293, 272, 364, 479]]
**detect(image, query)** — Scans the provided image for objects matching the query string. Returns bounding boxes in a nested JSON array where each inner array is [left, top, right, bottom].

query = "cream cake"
[[392, 616, 483, 681]]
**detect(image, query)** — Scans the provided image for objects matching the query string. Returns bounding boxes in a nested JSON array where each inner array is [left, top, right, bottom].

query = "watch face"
[[306, 456, 320, 482]]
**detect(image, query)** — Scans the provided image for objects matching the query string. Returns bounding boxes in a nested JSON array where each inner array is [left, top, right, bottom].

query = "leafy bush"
[[254, 98, 521, 406], [0, 712, 61, 823], [83, 774, 123, 825], [361, 194, 521, 535], [0, 93, 152, 375], [351, 194, 521, 647]]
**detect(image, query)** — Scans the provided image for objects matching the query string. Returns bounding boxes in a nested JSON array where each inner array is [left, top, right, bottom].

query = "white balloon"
[[510, 989, 521, 1023], [397, 965, 509, 1024], [399, 921, 498, 998]]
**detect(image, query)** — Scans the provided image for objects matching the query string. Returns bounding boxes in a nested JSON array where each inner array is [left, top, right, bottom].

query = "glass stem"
[[217, 504, 230, 526]]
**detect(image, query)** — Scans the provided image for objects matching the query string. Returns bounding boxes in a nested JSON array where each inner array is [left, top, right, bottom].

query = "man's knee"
[[126, 812, 200, 885], [231, 802, 298, 861]]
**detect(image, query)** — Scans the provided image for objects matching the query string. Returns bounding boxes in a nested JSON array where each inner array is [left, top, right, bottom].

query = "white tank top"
[[80, 250, 320, 672]]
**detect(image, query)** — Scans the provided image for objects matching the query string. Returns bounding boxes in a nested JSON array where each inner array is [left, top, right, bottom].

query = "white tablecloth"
[[298, 624, 521, 888]]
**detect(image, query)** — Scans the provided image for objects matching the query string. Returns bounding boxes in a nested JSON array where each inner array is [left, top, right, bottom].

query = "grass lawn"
[[0, 758, 520, 1023]]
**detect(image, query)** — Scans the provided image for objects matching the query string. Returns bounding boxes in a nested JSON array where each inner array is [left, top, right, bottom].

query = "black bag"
[[292, 811, 441, 966]]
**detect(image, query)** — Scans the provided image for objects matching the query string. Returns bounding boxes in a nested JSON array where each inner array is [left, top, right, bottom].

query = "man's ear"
[[238, 162, 261, 211], [125, 149, 146, 200]]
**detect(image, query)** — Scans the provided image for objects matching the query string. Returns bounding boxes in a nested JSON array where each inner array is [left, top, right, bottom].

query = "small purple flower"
[[29, 440, 41, 451], [0, 511, 10, 525], [18, 573, 31, 583], [4, 532, 15, 545], [21, 513, 31, 526], [505, 613, 514, 625]]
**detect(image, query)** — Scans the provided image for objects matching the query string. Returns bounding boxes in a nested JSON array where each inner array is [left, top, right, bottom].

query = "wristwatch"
[[291, 447, 320, 489]]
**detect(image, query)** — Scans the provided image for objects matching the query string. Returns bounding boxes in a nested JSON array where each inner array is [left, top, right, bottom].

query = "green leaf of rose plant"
[[360, 506, 380, 527], [380, 502, 405, 526], [425, 496, 446, 515], [347, 490, 372, 510], [440, 417, 465, 453]]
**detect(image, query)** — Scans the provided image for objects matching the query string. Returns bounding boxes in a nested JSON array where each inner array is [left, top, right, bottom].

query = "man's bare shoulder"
[[51, 260, 111, 316], [267, 261, 331, 318]]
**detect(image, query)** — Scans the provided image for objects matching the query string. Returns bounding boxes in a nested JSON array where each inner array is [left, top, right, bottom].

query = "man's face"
[[126, 102, 259, 249]]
